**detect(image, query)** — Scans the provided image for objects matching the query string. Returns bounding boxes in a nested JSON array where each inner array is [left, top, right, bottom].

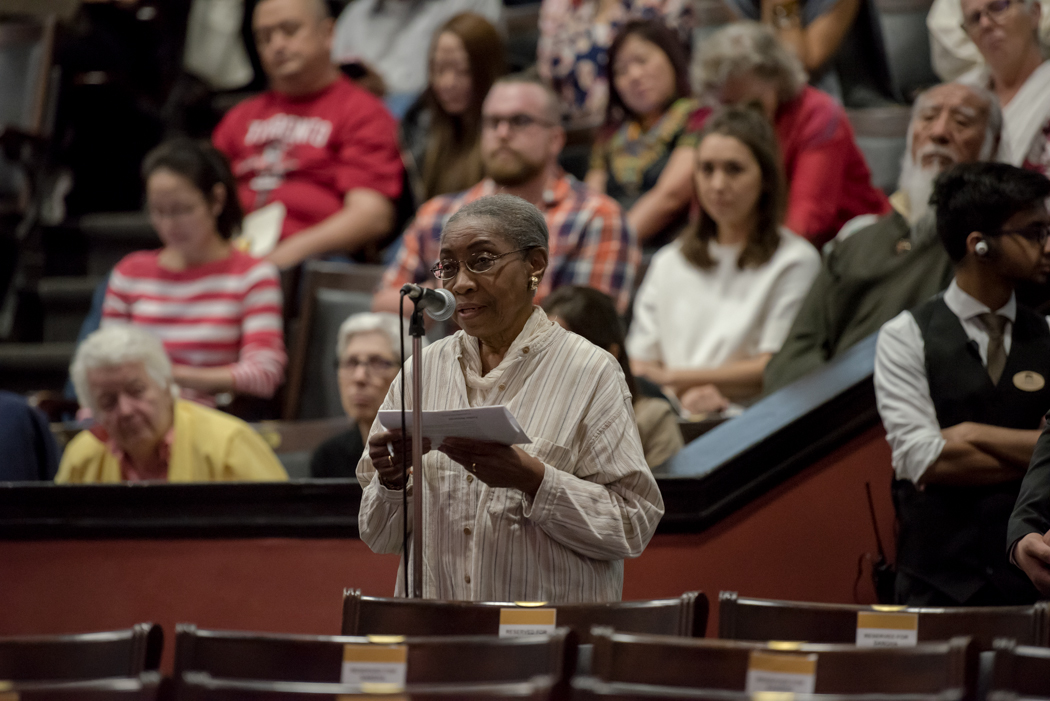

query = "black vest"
[[892, 296, 1050, 604]]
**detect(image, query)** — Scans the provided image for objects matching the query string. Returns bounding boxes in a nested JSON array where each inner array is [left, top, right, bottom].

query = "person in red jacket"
[[213, 0, 403, 269], [641, 21, 888, 250]]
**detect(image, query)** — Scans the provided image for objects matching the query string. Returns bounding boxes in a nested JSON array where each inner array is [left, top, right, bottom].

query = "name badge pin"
[[1013, 371, 1046, 392]]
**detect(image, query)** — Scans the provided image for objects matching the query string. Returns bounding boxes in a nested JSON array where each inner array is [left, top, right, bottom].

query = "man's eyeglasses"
[[430, 248, 531, 281], [961, 0, 1016, 31], [481, 114, 556, 132], [336, 356, 398, 373], [1001, 222, 1050, 245]]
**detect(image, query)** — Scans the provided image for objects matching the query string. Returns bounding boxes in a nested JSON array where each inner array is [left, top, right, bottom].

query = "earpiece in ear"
[[975, 240, 990, 257]]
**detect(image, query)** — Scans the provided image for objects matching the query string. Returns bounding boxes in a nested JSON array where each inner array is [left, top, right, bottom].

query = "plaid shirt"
[[380, 173, 639, 312]]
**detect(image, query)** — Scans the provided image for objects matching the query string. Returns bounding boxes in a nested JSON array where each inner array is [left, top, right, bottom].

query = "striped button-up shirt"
[[357, 308, 664, 601], [379, 174, 639, 313]]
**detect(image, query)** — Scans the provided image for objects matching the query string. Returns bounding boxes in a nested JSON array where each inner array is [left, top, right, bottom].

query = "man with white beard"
[[764, 83, 1001, 393]]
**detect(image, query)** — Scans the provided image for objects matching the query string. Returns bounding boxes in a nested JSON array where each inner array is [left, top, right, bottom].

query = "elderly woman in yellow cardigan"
[[56, 326, 287, 483]]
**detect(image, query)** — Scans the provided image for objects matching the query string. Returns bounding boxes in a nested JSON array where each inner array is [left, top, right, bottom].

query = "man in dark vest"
[[764, 83, 1001, 394], [874, 162, 1050, 606]]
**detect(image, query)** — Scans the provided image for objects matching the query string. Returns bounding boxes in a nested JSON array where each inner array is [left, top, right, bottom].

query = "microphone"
[[401, 284, 456, 321]]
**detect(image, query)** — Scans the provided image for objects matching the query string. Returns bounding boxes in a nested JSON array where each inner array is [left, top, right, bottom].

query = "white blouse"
[[627, 229, 821, 370]]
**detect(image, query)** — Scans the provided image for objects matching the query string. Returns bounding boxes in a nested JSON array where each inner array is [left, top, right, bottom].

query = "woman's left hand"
[[437, 437, 546, 497]]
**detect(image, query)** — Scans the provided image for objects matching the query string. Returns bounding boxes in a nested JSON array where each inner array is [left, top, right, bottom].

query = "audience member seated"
[[875, 162, 1050, 606], [626, 106, 821, 415], [57, 326, 288, 483], [952, 0, 1050, 173], [692, 22, 890, 247], [213, 0, 403, 269], [310, 313, 411, 479], [101, 139, 286, 408], [373, 73, 639, 314], [720, 0, 893, 104], [542, 286, 683, 468], [400, 13, 507, 205], [0, 392, 59, 482], [358, 194, 664, 600], [764, 82, 1001, 393], [585, 20, 704, 249], [537, 0, 694, 130], [926, 0, 1050, 82], [330, 0, 501, 118]]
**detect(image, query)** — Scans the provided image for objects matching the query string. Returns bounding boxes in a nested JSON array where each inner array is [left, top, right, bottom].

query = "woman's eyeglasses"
[[430, 248, 531, 281], [961, 0, 1016, 31], [336, 356, 398, 373]]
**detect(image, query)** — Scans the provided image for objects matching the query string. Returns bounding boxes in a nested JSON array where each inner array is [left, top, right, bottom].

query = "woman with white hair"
[[690, 22, 889, 247], [56, 326, 287, 483], [310, 312, 411, 478]]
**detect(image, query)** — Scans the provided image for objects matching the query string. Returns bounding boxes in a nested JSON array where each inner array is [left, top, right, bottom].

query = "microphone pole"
[[408, 302, 425, 599], [400, 284, 455, 598]]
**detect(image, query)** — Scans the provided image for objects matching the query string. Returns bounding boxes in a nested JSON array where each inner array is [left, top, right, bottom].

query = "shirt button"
[[465, 575, 471, 584], [523, 347, 530, 354], [466, 474, 474, 483], [464, 527, 472, 535], [498, 384, 506, 391], [986, 567, 995, 576]]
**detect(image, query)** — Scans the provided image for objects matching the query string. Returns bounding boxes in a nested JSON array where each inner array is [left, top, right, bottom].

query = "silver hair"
[[442, 194, 550, 252], [909, 82, 1002, 162], [335, 312, 416, 361], [70, 325, 178, 413], [693, 21, 808, 103]]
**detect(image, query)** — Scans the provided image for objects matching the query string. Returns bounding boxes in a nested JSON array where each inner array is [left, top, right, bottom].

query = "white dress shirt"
[[357, 308, 665, 601], [874, 279, 1050, 484]]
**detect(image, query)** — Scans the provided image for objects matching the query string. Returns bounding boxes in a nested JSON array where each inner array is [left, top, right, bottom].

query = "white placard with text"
[[745, 650, 818, 693], [855, 611, 918, 648], [340, 643, 408, 689], [498, 607, 557, 637]]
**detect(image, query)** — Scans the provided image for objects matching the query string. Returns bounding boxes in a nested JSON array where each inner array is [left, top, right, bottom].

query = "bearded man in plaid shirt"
[[373, 74, 639, 314]]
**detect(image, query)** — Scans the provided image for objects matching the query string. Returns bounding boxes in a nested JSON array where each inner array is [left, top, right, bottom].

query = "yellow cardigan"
[[56, 399, 288, 483]]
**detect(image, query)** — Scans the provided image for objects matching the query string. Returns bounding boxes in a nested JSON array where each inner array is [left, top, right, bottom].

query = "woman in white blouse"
[[357, 194, 663, 601], [628, 106, 821, 414]]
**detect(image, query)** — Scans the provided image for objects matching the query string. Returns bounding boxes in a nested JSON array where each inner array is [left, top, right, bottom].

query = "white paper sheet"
[[378, 406, 531, 445]]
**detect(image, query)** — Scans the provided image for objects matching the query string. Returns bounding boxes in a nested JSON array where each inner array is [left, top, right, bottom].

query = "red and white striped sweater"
[[101, 249, 287, 404]]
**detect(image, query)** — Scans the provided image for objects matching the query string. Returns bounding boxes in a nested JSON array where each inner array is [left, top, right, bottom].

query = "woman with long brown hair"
[[627, 106, 820, 414], [401, 12, 506, 203]]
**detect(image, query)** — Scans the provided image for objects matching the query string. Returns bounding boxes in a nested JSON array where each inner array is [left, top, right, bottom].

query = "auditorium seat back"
[[341, 589, 708, 641], [990, 638, 1050, 696], [573, 681, 967, 701], [719, 592, 1050, 651], [178, 671, 555, 700], [873, 0, 938, 101], [0, 623, 162, 681], [0, 672, 162, 700], [172, 624, 573, 689], [283, 262, 386, 420], [587, 628, 976, 696]]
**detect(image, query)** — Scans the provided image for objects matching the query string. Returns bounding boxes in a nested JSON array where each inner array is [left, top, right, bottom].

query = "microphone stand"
[[408, 304, 426, 599]]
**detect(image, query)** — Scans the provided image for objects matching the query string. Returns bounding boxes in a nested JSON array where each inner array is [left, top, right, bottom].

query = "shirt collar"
[[456, 307, 558, 391], [943, 278, 1017, 323], [479, 171, 572, 212], [105, 427, 175, 482]]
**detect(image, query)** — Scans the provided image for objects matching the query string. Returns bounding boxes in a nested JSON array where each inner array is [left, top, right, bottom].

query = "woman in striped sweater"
[[101, 139, 287, 407]]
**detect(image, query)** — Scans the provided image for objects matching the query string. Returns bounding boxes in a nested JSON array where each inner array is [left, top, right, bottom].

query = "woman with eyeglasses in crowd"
[[310, 312, 415, 478], [99, 138, 286, 408]]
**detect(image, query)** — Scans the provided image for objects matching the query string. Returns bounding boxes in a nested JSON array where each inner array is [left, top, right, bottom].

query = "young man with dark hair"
[[875, 161, 1050, 606]]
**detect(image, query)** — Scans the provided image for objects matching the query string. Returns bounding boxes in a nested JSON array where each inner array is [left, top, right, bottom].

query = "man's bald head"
[[253, 0, 337, 96]]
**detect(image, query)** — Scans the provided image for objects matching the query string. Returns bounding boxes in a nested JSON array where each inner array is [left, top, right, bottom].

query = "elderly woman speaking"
[[357, 194, 664, 601]]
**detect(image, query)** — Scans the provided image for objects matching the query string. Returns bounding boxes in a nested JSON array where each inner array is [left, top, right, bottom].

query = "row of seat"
[[7, 592, 1050, 699]]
